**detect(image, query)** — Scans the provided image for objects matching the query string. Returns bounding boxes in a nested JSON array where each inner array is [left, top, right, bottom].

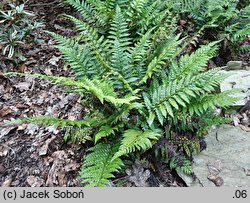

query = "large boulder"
[[178, 125, 250, 187]]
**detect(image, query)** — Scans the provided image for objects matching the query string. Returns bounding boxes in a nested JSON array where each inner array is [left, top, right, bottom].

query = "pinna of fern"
[[65, 0, 175, 35], [4, 4, 238, 187]]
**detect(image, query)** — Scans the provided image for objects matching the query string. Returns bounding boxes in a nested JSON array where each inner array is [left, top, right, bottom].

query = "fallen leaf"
[[64, 162, 80, 172], [16, 103, 29, 109], [26, 124, 39, 135], [27, 176, 45, 187], [179, 20, 187, 26], [39, 135, 56, 156], [48, 56, 61, 66], [239, 124, 250, 132], [18, 64, 28, 73], [0, 107, 14, 117], [1, 178, 12, 187], [243, 168, 250, 176], [0, 126, 17, 139], [207, 175, 224, 187], [14, 82, 31, 92], [241, 113, 249, 126], [44, 67, 53, 75], [0, 164, 5, 174], [0, 146, 9, 157], [233, 116, 240, 126]]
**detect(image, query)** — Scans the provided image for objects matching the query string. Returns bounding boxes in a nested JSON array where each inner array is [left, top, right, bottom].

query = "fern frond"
[[130, 29, 153, 63], [63, 14, 111, 71], [64, 127, 93, 143], [166, 0, 203, 13], [113, 129, 161, 160], [231, 27, 250, 41], [5, 72, 138, 106], [109, 6, 131, 72], [169, 42, 219, 80], [95, 123, 124, 143], [105, 0, 129, 12], [140, 34, 182, 84], [187, 90, 240, 116], [80, 143, 123, 187], [47, 31, 103, 79], [197, 113, 232, 136], [239, 44, 250, 54], [137, 0, 169, 33], [4, 116, 91, 128], [65, 0, 101, 25], [143, 68, 227, 125]]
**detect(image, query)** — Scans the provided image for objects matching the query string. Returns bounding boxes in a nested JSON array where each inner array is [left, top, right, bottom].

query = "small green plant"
[[168, 0, 250, 57], [168, 0, 239, 28], [224, 4, 250, 57], [0, 3, 42, 64], [5, 0, 238, 186]]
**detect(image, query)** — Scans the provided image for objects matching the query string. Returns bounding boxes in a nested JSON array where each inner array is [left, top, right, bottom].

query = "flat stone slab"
[[178, 125, 250, 187], [219, 70, 250, 106], [226, 61, 243, 70]]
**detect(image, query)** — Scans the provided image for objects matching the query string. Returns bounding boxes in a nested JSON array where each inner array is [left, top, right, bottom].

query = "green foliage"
[[168, 0, 239, 28], [170, 157, 193, 175], [95, 123, 123, 143], [5, 0, 239, 186], [169, 0, 250, 57], [64, 127, 93, 144], [142, 44, 231, 125], [4, 116, 91, 128], [196, 112, 232, 136], [65, 0, 176, 36], [80, 143, 123, 187], [113, 129, 162, 159], [0, 3, 42, 64], [224, 4, 250, 55]]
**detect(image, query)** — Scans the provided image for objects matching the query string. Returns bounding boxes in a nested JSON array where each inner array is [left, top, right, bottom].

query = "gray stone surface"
[[178, 125, 250, 187], [219, 70, 250, 106], [227, 61, 243, 70]]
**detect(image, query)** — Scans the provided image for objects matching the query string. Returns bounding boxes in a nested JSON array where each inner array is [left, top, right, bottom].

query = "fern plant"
[[168, 0, 250, 58], [65, 0, 177, 37], [224, 4, 250, 56], [5, 1, 238, 186], [168, 0, 240, 28]]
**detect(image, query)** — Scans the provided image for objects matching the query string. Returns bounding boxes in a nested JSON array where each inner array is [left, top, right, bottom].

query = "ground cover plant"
[[0, 3, 42, 65]]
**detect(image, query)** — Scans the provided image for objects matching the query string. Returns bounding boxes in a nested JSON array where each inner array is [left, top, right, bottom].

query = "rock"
[[219, 70, 250, 106], [227, 61, 243, 70], [178, 125, 250, 187]]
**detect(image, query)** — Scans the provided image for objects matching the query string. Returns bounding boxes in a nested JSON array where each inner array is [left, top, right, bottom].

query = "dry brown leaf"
[[239, 124, 250, 132], [0, 107, 14, 117], [1, 178, 12, 187], [27, 175, 45, 187], [39, 135, 56, 156], [207, 175, 224, 187]]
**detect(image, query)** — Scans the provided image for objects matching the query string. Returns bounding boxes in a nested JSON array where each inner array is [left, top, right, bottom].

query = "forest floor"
[[0, 0, 249, 187]]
